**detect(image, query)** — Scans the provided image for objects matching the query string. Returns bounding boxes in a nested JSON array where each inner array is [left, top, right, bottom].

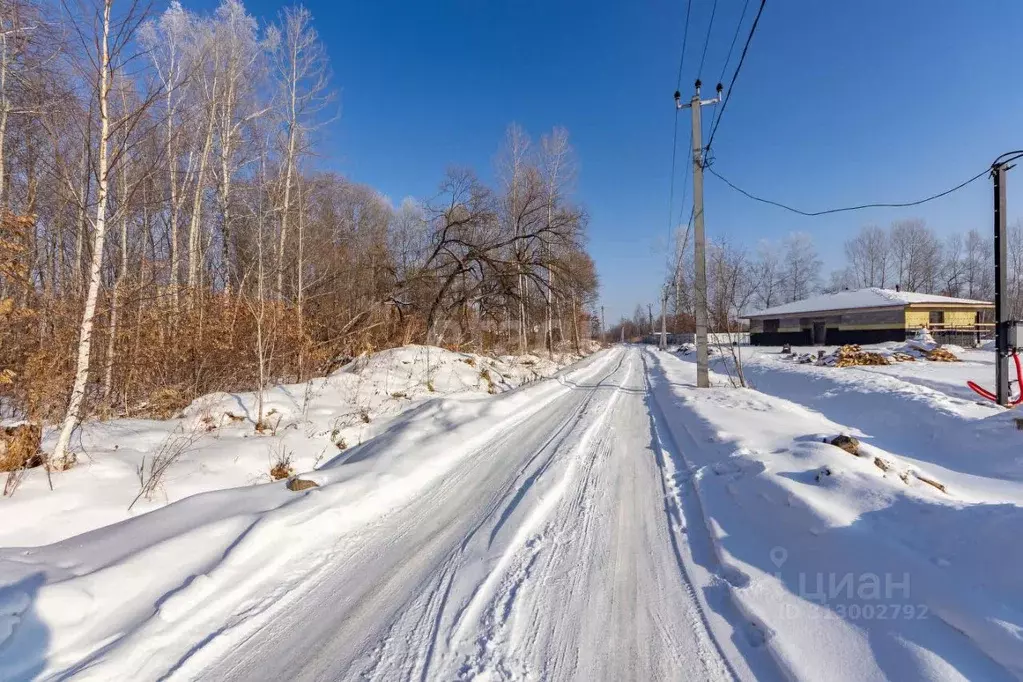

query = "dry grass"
[[0, 424, 42, 473], [142, 387, 190, 420], [2, 423, 44, 497], [479, 367, 496, 394], [269, 442, 295, 480]]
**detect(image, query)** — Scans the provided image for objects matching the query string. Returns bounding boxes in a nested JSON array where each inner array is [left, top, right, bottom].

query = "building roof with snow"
[[744, 288, 992, 319]]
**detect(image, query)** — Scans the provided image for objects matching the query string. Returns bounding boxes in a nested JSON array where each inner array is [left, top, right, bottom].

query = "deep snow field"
[[0, 345, 584, 548], [659, 342, 1023, 679]]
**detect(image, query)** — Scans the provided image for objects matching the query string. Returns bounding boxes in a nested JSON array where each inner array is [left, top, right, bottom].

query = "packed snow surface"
[[1, 344, 1021, 681]]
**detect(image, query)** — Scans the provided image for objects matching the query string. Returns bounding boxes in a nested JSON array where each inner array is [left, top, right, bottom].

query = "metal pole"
[[994, 163, 1010, 405], [691, 88, 710, 387]]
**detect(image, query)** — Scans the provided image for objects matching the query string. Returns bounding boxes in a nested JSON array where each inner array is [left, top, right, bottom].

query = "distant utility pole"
[[660, 289, 668, 350], [647, 303, 654, 337], [601, 305, 606, 344], [676, 80, 722, 388]]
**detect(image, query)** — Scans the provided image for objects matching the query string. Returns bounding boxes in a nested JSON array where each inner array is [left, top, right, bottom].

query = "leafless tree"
[[268, 4, 334, 303], [780, 232, 821, 303], [889, 219, 942, 292], [53, 0, 156, 467], [843, 225, 889, 288], [963, 228, 993, 300], [752, 239, 782, 309]]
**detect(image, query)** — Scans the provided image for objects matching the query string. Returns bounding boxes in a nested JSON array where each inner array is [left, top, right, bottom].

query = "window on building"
[[764, 319, 780, 333], [929, 311, 944, 326]]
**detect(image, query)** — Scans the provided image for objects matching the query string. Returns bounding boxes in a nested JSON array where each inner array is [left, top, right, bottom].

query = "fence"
[[644, 332, 751, 346]]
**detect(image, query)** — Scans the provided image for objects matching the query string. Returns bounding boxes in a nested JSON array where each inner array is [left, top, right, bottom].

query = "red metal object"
[[968, 353, 1023, 406]]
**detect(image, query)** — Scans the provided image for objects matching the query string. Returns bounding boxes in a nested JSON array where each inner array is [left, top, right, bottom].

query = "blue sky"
[[197, 0, 1023, 322]]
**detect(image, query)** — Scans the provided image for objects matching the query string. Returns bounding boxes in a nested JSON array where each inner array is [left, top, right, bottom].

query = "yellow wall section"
[[905, 309, 980, 328], [946, 310, 977, 327], [905, 311, 929, 328]]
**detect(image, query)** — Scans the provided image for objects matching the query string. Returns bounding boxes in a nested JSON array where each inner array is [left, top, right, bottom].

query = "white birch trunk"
[[0, 27, 10, 211], [167, 84, 180, 308], [187, 92, 216, 291], [53, 0, 113, 466], [275, 68, 297, 302]]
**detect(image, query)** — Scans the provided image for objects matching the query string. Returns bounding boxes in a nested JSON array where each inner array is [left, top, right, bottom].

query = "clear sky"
[[196, 0, 1023, 322]]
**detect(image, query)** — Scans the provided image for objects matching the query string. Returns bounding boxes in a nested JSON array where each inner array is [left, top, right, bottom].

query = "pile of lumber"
[[820, 345, 891, 367], [924, 347, 960, 362]]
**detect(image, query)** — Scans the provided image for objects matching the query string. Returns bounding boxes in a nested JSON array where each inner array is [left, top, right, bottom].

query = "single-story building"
[[745, 288, 994, 346]]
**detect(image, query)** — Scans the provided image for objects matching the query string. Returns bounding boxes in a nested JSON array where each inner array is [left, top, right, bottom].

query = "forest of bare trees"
[[655, 218, 1023, 336], [0, 0, 599, 463]]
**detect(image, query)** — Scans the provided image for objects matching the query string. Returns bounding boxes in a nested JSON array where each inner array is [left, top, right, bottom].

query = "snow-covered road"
[[190, 346, 758, 681]]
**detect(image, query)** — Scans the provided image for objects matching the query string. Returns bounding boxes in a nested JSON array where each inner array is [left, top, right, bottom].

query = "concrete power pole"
[[660, 289, 668, 350], [601, 305, 606, 345], [676, 80, 722, 388], [647, 303, 654, 338]]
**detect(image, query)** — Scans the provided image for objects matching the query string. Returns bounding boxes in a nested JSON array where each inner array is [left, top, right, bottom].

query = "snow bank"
[[0, 349, 609, 681], [0, 345, 586, 548], [649, 348, 1023, 680]]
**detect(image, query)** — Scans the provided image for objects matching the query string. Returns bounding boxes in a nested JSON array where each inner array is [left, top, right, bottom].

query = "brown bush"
[[142, 387, 190, 420], [0, 423, 43, 473]]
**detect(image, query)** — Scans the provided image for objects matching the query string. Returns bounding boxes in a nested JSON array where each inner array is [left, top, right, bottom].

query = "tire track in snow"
[[182, 347, 752, 681], [443, 348, 735, 681], [355, 348, 632, 681], [165, 349, 629, 682], [437, 353, 633, 677]]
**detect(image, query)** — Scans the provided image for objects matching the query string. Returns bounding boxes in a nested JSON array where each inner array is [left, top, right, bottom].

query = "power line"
[[710, 0, 751, 135], [667, 0, 695, 274], [717, 0, 751, 87], [667, 114, 682, 266], [666, 128, 694, 281], [704, 0, 766, 159], [675, 0, 693, 90], [707, 166, 990, 217], [697, 0, 719, 77]]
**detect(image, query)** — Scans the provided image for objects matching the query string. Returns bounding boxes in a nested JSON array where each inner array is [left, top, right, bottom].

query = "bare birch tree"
[[53, 0, 152, 466], [538, 126, 574, 352], [268, 4, 333, 302]]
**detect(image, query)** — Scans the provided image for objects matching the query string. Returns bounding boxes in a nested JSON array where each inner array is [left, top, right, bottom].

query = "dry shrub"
[[142, 387, 189, 420], [269, 442, 294, 480], [0, 424, 43, 473], [130, 424, 205, 510]]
